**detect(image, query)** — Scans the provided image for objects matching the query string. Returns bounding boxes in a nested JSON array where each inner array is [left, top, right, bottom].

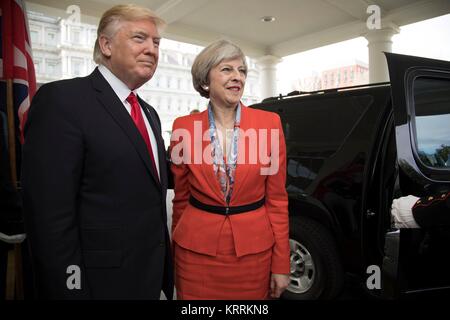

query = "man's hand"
[[270, 273, 290, 298]]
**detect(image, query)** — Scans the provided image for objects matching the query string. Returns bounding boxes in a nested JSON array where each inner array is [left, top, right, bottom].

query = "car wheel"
[[282, 216, 344, 300]]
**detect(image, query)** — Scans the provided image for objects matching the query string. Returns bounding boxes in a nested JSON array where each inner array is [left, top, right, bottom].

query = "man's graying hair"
[[93, 4, 166, 64]]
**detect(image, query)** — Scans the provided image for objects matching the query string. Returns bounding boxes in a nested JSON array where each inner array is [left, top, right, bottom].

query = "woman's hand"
[[270, 273, 290, 298]]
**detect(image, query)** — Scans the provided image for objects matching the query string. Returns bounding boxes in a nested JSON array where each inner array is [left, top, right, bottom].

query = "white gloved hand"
[[0, 232, 26, 244], [391, 195, 421, 228]]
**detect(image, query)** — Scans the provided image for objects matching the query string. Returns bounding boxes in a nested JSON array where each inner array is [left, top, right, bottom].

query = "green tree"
[[436, 144, 450, 166]]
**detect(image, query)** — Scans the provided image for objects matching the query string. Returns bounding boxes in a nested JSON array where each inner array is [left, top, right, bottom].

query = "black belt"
[[189, 196, 265, 216]]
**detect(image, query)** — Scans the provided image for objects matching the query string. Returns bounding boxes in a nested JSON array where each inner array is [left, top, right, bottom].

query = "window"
[[46, 63, 54, 74], [30, 30, 39, 43], [281, 95, 374, 190], [46, 31, 57, 45], [72, 29, 81, 44], [72, 58, 84, 76], [283, 95, 373, 151], [46, 60, 59, 75], [413, 77, 450, 169]]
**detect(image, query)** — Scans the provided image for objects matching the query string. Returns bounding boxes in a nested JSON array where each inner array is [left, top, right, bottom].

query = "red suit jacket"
[[170, 104, 290, 274]]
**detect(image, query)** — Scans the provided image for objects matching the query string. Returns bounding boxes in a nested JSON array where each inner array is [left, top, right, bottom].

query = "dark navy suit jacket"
[[22, 68, 173, 299]]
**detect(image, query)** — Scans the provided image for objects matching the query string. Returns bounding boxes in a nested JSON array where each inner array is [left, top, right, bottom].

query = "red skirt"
[[174, 218, 271, 300]]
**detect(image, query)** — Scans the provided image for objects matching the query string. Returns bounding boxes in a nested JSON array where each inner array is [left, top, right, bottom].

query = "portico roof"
[[27, 0, 450, 58]]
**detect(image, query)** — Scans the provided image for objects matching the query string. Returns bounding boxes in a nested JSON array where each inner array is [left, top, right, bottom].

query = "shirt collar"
[[98, 64, 138, 103]]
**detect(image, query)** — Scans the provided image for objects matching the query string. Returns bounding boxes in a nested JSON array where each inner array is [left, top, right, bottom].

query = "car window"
[[413, 77, 450, 169], [281, 94, 374, 192], [283, 95, 373, 155]]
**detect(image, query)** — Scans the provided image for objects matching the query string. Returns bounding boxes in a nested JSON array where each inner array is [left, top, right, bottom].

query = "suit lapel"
[[90, 69, 161, 189]]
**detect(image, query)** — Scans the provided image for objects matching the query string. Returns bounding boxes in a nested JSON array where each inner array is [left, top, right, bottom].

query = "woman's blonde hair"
[[93, 4, 166, 64], [191, 40, 248, 98]]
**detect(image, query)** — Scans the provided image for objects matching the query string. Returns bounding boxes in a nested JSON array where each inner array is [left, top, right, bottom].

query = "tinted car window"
[[282, 95, 374, 154], [280, 94, 374, 192], [413, 77, 450, 169]]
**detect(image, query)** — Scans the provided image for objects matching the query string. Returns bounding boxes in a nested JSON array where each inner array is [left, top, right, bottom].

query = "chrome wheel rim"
[[288, 238, 315, 294]]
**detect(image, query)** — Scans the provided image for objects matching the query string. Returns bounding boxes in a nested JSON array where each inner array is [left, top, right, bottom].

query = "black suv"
[[251, 53, 450, 299]]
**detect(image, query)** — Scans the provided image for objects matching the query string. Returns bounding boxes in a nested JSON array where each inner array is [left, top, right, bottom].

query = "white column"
[[59, 19, 66, 45], [257, 55, 281, 100], [60, 46, 67, 78], [364, 24, 399, 83]]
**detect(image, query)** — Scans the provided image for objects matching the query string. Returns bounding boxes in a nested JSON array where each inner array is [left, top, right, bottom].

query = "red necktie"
[[126, 92, 159, 181]]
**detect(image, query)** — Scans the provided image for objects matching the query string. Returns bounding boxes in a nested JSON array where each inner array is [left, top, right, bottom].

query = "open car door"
[[382, 52, 450, 298]]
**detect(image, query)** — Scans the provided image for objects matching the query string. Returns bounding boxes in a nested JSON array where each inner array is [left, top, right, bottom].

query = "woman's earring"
[[203, 85, 209, 91]]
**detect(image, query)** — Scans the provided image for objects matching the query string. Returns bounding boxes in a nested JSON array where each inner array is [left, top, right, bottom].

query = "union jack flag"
[[0, 0, 36, 145], [1, 0, 36, 236]]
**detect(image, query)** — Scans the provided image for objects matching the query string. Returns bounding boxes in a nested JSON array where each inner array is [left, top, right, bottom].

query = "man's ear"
[[98, 34, 112, 58]]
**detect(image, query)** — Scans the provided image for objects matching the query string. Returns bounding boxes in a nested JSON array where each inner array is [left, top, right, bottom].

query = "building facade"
[[292, 61, 369, 92], [321, 61, 369, 90]]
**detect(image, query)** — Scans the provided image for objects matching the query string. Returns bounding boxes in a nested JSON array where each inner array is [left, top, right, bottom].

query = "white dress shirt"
[[98, 65, 160, 179]]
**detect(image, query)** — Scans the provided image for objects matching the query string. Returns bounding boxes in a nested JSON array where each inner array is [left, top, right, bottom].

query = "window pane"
[[413, 77, 450, 168], [30, 30, 39, 43]]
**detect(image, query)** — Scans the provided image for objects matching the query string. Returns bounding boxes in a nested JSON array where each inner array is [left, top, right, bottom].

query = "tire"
[[282, 216, 344, 300]]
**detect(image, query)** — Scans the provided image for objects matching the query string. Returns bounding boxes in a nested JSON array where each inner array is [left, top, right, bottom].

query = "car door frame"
[[382, 52, 450, 299]]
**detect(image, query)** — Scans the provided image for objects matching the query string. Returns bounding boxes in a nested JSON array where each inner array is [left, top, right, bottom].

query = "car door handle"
[[366, 209, 376, 218]]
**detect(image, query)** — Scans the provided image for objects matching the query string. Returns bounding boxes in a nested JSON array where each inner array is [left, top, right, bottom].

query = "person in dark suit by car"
[[21, 4, 173, 299]]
